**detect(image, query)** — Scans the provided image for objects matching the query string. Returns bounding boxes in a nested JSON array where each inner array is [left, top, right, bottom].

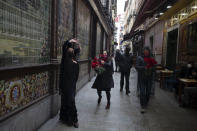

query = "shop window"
[[57, 0, 74, 59], [188, 22, 197, 52], [77, 0, 91, 60], [0, 1, 51, 68]]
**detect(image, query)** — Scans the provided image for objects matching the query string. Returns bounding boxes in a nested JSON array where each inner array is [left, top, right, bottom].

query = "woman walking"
[[136, 47, 157, 113], [92, 51, 114, 109], [59, 39, 81, 128]]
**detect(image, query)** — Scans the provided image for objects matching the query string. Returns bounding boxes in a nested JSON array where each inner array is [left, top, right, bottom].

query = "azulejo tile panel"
[[0, 72, 49, 117]]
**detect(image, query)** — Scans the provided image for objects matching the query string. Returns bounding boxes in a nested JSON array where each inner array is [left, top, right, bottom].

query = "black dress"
[[92, 59, 114, 91], [59, 41, 80, 125]]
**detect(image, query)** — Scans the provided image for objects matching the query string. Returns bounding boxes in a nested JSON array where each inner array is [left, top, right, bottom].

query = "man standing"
[[115, 49, 121, 72], [119, 46, 133, 95]]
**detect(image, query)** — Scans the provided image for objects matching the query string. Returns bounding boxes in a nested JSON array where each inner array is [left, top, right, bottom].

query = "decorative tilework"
[[0, 72, 49, 117]]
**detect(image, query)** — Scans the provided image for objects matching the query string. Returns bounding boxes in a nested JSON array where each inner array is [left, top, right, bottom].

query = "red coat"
[[144, 57, 157, 68]]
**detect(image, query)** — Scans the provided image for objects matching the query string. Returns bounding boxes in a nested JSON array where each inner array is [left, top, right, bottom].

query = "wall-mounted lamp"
[[192, 6, 197, 9], [180, 13, 188, 16], [160, 12, 164, 15], [167, 6, 172, 9]]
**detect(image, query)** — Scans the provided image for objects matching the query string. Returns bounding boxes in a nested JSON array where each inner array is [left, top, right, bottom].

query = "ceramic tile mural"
[[77, 0, 91, 60], [0, 72, 49, 117], [0, 0, 51, 67], [57, 0, 74, 58]]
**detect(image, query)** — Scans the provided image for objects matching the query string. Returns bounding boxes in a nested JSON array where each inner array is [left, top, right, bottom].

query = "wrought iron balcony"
[[97, 0, 115, 30]]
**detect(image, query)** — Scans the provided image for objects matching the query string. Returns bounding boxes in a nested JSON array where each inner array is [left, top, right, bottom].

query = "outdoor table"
[[156, 65, 163, 71], [178, 78, 197, 103], [160, 69, 173, 88]]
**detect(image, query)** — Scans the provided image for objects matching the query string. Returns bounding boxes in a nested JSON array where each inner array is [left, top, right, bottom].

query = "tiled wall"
[[0, 0, 51, 68], [77, 0, 91, 60], [57, 0, 74, 59], [0, 72, 49, 117]]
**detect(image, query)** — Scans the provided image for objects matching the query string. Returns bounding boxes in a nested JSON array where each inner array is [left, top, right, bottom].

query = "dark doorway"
[[150, 36, 154, 51], [166, 29, 178, 70]]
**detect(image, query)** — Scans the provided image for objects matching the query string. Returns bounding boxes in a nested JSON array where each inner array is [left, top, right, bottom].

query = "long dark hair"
[[61, 40, 74, 64]]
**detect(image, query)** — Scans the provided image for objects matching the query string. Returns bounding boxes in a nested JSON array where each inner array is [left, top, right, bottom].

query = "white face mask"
[[187, 64, 192, 68]]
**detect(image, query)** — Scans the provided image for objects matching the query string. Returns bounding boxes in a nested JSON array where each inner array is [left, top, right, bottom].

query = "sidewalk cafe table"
[[160, 69, 173, 88], [178, 78, 197, 103], [156, 66, 163, 71]]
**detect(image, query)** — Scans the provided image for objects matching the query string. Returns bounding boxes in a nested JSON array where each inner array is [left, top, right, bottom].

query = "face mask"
[[187, 64, 192, 68]]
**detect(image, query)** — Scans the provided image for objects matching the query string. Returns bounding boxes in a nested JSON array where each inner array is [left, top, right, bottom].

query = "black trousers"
[[120, 71, 130, 93], [115, 61, 119, 71], [97, 90, 111, 103]]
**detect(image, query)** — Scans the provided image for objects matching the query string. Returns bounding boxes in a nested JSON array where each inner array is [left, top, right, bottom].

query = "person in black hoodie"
[[59, 39, 81, 128], [119, 46, 133, 95]]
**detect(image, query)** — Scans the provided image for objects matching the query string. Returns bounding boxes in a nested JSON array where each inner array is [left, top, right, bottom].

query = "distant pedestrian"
[[136, 47, 157, 113], [92, 51, 114, 109], [59, 39, 81, 128], [115, 49, 121, 72], [119, 46, 133, 95]]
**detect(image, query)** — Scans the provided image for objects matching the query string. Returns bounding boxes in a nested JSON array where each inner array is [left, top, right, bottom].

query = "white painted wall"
[[145, 21, 164, 64]]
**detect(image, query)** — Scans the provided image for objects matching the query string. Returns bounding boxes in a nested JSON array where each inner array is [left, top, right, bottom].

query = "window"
[[0, 0, 51, 68], [188, 22, 197, 50]]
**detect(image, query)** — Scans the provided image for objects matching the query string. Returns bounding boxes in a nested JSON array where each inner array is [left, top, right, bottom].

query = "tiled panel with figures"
[[0, 0, 51, 68], [0, 72, 49, 117]]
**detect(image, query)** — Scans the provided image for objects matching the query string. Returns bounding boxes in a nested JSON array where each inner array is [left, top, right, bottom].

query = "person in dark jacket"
[[115, 49, 121, 72], [119, 46, 133, 95], [92, 51, 114, 109], [59, 39, 81, 128], [180, 61, 197, 79], [136, 47, 157, 113]]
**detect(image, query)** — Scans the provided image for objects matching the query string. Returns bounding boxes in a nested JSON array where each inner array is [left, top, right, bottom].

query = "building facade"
[[0, 0, 114, 130], [124, 0, 197, 67]]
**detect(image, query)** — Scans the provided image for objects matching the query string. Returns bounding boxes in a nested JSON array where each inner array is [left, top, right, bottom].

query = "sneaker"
[[73, 122, 79, 128]]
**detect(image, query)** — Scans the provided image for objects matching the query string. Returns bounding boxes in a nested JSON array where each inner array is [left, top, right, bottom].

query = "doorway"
[[166, 29, 178, 70]]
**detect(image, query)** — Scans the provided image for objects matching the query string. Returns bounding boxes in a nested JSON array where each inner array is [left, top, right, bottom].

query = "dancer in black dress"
[[59, 39, 81, 128]]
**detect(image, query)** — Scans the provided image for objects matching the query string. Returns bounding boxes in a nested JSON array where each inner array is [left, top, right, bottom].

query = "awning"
[[123, 30, 144, 41], [124, 0, 179, 40], [124, 0, 165, 40], [159, 0, 193, 20]]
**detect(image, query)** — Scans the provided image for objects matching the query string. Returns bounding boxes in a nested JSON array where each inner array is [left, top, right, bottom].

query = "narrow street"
[[39, 69, 197, 131]]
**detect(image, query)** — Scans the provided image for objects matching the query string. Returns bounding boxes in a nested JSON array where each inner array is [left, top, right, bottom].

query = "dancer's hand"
[[72, 59, 77, 64]]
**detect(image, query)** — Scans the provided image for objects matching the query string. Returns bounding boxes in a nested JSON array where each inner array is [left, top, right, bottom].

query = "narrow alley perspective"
[[38, 70, 197, 131], [1, 0, 197, 131]]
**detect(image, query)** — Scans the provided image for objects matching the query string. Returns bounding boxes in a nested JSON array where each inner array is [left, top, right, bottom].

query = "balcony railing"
[[98, 0, 115, 30]]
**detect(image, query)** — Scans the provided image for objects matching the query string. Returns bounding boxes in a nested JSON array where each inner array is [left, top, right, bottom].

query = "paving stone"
[[38, 68, 197, 131]]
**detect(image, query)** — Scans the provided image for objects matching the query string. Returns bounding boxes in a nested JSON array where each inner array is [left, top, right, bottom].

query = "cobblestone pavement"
[[38, 68, 197, 131]]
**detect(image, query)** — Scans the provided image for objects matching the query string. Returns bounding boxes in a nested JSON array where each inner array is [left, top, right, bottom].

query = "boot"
[[105, 102, 110, 109], [98, 96, 102, 104]]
